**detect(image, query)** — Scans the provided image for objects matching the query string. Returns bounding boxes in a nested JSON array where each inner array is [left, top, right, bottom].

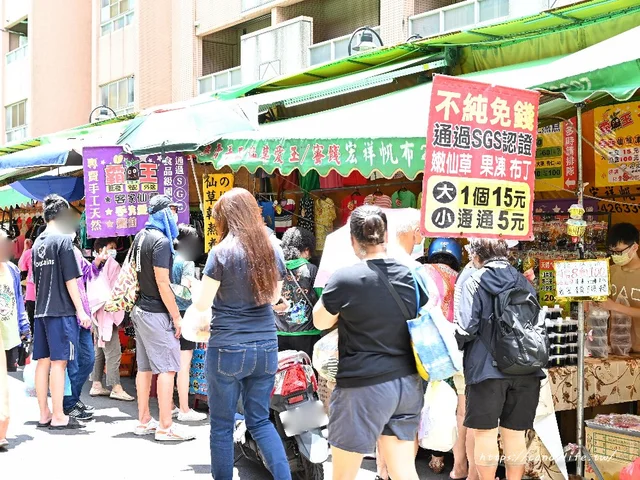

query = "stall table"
[[526, 354, 640, 479]]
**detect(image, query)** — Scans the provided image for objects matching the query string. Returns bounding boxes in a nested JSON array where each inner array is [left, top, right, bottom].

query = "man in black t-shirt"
[[32, 195, 91, 431], [131, 195, 193, 442]]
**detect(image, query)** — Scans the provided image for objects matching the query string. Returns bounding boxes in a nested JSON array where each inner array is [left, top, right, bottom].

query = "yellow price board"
[[203, 174, 234, 251], [594, 101, 640, 186]]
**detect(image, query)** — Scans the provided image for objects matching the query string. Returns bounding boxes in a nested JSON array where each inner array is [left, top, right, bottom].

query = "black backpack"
[[480, 285, 548, 375]]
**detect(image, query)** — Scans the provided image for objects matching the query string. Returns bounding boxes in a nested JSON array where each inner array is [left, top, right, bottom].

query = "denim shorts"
[[328, 374, 424, 454]]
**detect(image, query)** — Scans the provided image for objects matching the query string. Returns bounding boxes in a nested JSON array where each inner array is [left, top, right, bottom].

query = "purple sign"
[[83, 147, 189, 238], [534, 198, 599, 216]]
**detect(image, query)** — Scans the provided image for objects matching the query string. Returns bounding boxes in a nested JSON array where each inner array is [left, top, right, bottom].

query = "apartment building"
[[194, 0, 582, 95], [0, 0, 581, 147], [0, 0, 92, 144]]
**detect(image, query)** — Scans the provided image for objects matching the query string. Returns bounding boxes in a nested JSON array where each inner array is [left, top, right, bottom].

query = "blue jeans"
[[206, 339, 291, 480], [64, 327, 95, 411]]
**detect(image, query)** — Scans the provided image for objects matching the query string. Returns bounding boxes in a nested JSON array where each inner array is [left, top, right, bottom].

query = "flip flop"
[[37, 420, 51, 428], [49, 418, 85, 431]]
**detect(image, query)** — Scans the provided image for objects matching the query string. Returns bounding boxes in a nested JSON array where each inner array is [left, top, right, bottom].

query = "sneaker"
[[177, 409, 207, 422], [67, 407, 94, 421], [76, 401, 95, 412], [155, 424, 195, 442], [134, 418, 159, 436], [171, 407, 180, 419]]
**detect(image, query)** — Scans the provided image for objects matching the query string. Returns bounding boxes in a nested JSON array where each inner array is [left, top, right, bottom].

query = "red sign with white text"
[[420, 75, 540, 240]]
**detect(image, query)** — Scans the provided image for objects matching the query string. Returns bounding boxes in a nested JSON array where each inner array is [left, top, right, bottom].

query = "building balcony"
[[241, 16, 313, 84], [5, 125, 27, 144], [4, 50, 30, 106], [6, 44, 27, 65], [198, 66, 242, 95], [241, 0, 276, 13], [409, 0, 510, 38], [309, 26, 381, 67]]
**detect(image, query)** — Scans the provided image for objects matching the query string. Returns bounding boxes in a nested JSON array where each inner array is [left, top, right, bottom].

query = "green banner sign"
[[196, 137, 427, 180]]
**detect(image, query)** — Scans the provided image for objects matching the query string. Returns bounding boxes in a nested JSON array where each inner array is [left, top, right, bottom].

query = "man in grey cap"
[[131, 194, 194, 442]]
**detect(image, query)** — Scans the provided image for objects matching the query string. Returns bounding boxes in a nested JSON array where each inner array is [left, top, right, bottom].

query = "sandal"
[[49, 417, 85, 430], [429, 455, 446, 475]]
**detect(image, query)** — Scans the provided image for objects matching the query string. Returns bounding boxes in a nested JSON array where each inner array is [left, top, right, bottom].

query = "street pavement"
[[1, 372, 447, 479]]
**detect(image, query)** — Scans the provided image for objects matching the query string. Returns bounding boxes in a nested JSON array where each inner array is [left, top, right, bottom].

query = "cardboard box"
[[585, 422, 640, 480]]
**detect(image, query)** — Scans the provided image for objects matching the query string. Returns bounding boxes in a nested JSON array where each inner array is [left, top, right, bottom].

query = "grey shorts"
[[131, 307, 180, 375], [328, 374, 424, 454]]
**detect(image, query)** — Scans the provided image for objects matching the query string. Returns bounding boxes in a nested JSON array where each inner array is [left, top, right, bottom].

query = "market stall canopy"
[[40, 117, 133, 144], [532, 24, 640, 103], [203, 27, 640, 179], [0, 142, 82, 169], [11, 172, 84, 203], [243, 54, 446, 114], [0, 186, 32, 210], [116, 98, 258, 155]]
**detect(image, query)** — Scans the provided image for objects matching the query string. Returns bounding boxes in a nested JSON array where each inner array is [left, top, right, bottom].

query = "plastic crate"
[[585, 422, 640, 480], [119, 351, 135, 377]]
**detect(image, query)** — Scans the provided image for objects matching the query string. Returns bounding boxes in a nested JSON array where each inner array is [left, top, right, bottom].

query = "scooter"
[[234, 350, 329, 480]]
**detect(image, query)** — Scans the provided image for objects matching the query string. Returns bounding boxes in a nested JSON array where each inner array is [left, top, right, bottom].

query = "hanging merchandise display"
[[83, 147, 190, 238], [340, 191, 364, 225], [258, 198, 275, 230], [203, 173, 234, 251], [364, 191, 392, 208], [420, 75, 540, 240], [315, 196, 336, 251], [274, 198, 296, 237], [298, 195, 314, 233], [392, 188, 417, 208]]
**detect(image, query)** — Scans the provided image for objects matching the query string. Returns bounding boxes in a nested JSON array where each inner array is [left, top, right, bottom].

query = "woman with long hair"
[[189, 188, 290, 480], [314, 205, 427, 480]]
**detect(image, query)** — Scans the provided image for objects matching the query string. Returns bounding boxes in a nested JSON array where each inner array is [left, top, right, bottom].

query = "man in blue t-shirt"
[[32, 195, 90, 431]]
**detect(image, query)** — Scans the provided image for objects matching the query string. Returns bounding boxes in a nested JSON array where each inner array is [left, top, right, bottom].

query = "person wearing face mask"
[[170, 224, 207, 422], [32, 195, 91, 431], [131, 195, 194, 441], [274, 227, 320, 359], [456, 239, 543, 480], [89, 238, 134, 402], [601, 223, 640, 353]]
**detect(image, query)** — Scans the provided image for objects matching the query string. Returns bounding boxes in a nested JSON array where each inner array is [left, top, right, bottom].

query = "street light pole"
[[89, 105, 117, 123]]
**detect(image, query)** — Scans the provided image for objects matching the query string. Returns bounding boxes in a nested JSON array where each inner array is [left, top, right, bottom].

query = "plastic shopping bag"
[[620, 458, 640, 480], [24, 358, 72, 397], [408, 306, 462, 381], [419, 380, 458, 452], [312, 329, 339, 382]]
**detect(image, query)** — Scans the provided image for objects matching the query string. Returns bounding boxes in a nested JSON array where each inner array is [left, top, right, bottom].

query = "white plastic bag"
[[312, 329, 339, 382], [23, 358, 72, 397], [181, 304, 211, 343], [419, 380, 458, 452]]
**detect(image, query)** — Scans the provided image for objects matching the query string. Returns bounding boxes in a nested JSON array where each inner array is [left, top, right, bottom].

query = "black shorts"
[[464, 377, 541, 431], [179, 336, 196, 351]]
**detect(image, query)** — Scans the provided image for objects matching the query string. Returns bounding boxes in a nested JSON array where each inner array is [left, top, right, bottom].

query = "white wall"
[[240, 16, 312, 83]]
